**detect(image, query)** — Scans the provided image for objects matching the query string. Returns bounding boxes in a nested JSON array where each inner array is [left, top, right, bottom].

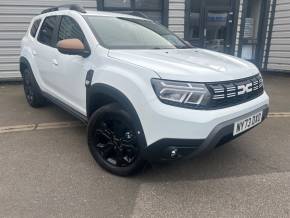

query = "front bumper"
[[139, 92, 269, 146], [142, 105, 268, 161], [137, 90, 269, 162]]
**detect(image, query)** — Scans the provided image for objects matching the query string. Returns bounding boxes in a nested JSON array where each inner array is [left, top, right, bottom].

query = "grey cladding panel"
[[267, 0, 290, 72], [168, 0, 185, 38]]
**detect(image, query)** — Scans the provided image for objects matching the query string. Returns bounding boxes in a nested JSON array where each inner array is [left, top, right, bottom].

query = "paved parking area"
[[0, 73, 290, 217]]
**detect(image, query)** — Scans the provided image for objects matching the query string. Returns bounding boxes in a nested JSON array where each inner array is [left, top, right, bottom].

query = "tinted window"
[[189, 12, 200, 39], [57, 16, 85, 43], [38, 16, 57, 46], [135, 0, 162, 10], [30, 19, 41, 37], [205, 0, 230, 8], [104, 0, 131, 8]]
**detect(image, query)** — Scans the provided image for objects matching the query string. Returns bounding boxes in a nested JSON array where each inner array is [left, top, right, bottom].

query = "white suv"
[[20, 5, 269, 176]]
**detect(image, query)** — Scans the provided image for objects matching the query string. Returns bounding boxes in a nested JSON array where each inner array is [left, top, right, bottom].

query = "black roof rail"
[[41, 4, 86, 14]]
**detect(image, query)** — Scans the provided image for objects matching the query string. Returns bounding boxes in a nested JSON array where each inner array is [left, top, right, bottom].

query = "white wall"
[[267, 0, 290, 71], [168, 0, 185, 38], [234, 0, 244, 56]]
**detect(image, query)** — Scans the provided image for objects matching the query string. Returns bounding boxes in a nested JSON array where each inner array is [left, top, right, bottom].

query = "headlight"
[[151, 79, 211, 109]]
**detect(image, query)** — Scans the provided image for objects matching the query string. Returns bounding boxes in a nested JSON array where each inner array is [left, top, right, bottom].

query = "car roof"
[[85, 10, 149, 20], [35, 9, 149, 21]]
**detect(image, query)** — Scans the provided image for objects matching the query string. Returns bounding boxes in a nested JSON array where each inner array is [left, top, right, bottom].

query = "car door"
[[34, 15, 60, 93], [54, 15, 89, 114]]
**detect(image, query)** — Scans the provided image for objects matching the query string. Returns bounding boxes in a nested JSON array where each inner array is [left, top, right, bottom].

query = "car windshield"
[[84, 15, 191, 50]]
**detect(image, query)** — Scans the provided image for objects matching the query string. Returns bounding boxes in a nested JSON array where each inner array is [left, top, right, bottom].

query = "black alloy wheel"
[[95, 116, 138, 167], [88, 103, 146, 176], [23, 69, 35, 104], [22, 68, 46, 108]]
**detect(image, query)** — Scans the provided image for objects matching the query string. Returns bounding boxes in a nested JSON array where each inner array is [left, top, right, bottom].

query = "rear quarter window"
[[30, 19, 41, 38]]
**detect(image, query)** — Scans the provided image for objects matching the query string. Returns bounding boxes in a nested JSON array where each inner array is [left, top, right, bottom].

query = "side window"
[[30, 19, 41, 38], [57, 16, 85, 43], [38, 16, 58, 46]]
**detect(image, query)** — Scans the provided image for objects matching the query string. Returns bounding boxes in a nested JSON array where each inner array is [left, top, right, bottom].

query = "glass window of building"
[[189, 0, 202, 41], [104, 0, 131, 8], [240, 0, 264, 61], [186, 0, 234, 53], [99, 0, 166, 25], [205, 0, 230, 8]]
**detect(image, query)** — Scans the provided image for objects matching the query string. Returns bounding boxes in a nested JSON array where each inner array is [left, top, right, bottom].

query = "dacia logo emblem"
[[237, 83, 253, 95]]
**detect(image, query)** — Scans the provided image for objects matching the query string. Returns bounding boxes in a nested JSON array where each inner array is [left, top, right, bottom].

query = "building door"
[[238, 0, 269, 67], [185, 0, 236, 54], [204, 9, 232, 53]]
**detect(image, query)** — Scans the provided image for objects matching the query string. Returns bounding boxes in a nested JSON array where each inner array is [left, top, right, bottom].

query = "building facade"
[[0, 0, 289, 79]]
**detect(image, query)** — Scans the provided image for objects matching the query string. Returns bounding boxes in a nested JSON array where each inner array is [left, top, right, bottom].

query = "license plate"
[[233, 111, 263, 136]]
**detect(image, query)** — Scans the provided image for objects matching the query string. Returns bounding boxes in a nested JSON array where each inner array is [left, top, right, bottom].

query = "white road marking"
[[0, 124, 36, 134], [268, 112, 290, 118], [37, 121, 83, 130], [0, 121, 84, 134]]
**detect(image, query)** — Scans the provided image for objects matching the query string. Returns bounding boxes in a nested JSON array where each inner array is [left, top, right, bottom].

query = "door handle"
[[32, 50, 37, 56], [52, 59, 58, 66]]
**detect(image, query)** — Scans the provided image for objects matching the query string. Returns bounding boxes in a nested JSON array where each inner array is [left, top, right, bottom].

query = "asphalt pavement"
[[0, 73, 290, 217]]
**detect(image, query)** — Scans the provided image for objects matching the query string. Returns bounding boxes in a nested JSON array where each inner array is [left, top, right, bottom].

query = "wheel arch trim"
[[87, 83, 148, 150], [19, 56, 32, 76]]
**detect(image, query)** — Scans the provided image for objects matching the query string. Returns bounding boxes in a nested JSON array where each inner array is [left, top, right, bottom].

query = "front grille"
[[206, 74, 264, 109]]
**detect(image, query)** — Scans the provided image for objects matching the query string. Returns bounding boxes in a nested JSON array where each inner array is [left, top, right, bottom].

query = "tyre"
[[22, 67, 46, 108], [88, 103, 146, 176]]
